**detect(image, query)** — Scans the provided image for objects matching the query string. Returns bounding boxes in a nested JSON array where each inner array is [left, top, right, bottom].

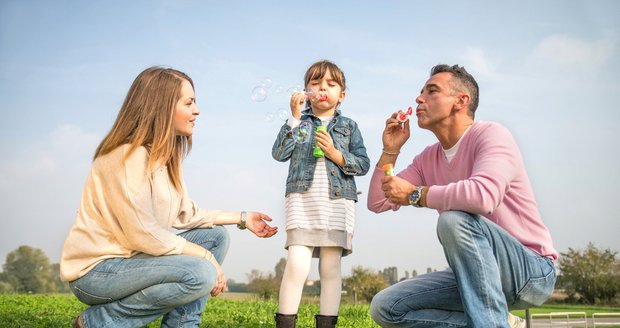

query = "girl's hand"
[[209, 258, 227, 297], [246, 212, 278, 238], [316, 130, 345, 167], [289, 91, 306, 119]]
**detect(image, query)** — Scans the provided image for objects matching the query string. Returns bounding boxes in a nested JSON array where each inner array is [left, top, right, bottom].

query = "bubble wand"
[[305, 90, 328, 102], [397, 106, 413, 123]]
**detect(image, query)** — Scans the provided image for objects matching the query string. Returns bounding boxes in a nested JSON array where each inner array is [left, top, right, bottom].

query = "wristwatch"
[[409, 186, 425, 207], [237, 211, 247, 230]]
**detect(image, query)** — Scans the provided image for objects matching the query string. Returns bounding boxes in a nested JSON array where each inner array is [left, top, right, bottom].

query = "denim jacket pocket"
[[333, 126, 351, 149], [515, 257, 557, 307]]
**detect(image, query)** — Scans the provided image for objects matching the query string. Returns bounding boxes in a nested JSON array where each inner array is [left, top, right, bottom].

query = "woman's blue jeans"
[[370, 211, 556, 327], [69, 226, 230, 328]]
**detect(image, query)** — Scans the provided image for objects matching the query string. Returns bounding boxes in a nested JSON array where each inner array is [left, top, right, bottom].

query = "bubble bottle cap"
[[382, 163, 395, 176]]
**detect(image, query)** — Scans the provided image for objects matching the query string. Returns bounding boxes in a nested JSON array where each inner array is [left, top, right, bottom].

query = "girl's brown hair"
[[94, 66, 193, 191], [304, 60, 346, 108]]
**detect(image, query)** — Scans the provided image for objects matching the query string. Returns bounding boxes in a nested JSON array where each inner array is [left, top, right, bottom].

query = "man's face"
[[415, 72, 458, 130]]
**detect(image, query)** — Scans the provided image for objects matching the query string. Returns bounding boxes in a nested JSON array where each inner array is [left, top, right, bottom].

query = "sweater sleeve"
[[100, 147, 186, 256], [426, 123, 520, 214], [172, 195, 221, 229]]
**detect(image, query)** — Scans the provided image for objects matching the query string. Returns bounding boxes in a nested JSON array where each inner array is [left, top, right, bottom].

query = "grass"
[[0, 293, 378, 327], [1, 293, 619, 327], [511, 303, 620, 318]]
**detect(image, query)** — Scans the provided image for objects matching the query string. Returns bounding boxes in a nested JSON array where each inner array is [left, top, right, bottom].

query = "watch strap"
[[237, 211, 247, 230]]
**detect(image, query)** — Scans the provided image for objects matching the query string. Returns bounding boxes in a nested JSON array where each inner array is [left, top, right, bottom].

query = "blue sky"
[[1, 0, 618, 282]]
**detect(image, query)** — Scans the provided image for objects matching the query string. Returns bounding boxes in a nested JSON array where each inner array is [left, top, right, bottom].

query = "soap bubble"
[[260, 78, 273, 88], [278, 108, 289, 121], [274, 85, 285, 94], [305, 90, 327, 102], [251, 86, 268, 102], [292, 121, 312, 144], [287, 84, 304, 94], [265, 112, 275, 122]]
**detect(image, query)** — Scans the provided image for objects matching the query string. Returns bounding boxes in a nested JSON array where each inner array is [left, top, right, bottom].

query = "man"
[[367, 64, 557, 327]]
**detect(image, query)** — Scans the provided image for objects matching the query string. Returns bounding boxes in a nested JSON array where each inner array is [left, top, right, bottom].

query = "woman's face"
[[174, 80, 199, 136]]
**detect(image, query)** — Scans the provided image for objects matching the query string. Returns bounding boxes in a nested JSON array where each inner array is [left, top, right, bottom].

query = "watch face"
[[409, 187, 422, 206]]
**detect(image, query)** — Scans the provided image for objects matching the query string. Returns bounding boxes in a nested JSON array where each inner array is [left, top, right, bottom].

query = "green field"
[[1, 293, 619, 327], [0, 293, 378, 328]]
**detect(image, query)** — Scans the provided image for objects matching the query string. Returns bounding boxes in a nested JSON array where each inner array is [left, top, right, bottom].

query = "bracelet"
[[203, 249, 214, 261], [382, 149, 400, 155]]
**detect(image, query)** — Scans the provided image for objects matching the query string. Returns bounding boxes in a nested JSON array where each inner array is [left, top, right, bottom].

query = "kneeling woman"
[[60, 66, 277, 328]]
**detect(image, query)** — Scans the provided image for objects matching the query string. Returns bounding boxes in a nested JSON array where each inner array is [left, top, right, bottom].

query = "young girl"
[[272, 60, 370, 328]]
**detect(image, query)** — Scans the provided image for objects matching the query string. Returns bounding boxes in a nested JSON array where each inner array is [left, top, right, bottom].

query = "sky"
[[1, 0, 619, 283]]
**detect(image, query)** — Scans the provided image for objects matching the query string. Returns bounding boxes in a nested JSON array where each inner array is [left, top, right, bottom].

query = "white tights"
[[277, 245, 342, 315]]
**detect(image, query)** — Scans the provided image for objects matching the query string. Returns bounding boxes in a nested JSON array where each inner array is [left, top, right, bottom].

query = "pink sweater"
[[368, 121, 558, 259]]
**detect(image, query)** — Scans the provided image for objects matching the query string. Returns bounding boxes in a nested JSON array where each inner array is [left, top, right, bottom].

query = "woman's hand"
[[208, 257, 227, 297], [289, 91, 306, 119], [246, 212, 278, 238]]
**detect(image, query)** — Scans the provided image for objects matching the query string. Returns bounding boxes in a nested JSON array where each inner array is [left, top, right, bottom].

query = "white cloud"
[[460, 46, 500, 79], [0, 124, 99, 190], [528, 34, 617, 69]]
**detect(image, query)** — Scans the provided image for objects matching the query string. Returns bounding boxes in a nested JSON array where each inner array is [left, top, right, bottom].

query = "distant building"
[[380, 266, 398, 285]]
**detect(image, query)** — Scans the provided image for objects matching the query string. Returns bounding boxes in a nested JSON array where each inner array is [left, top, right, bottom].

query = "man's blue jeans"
[[69, 226, 230, 328], [370, 211, 556, 327]]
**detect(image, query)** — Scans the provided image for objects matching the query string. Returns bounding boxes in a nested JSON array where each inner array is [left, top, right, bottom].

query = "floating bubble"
[[278, 108, 289, 121], [287, 84, 304, 94], [265, 112, 275, 122], [251, 86, 268, 102], [292, 121, 312, 144], [260, 78, 272, 88], [274, 85, 285, 94]]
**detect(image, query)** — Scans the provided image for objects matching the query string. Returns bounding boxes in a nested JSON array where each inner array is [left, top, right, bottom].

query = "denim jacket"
[[272, 108, 370, 201]]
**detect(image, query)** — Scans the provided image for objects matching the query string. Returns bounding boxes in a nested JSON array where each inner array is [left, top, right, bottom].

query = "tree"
[[226, 279, 248, 293], [557, 243, 620, 304], [246, 269, 279, 300], [343, 266, 388, 303], [1, 245, 56, 293], [274, 257, 286, 281]]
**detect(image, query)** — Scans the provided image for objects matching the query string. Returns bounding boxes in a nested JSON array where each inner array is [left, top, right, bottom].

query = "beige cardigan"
[[60, 144, 222, 282]]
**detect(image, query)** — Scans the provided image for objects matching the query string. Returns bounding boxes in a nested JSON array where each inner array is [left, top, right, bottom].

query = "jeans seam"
[[389, 285, 459, 321]]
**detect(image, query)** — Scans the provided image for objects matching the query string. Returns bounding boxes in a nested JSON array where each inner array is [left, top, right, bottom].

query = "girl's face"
[[306, 70, 345, 116], [174, 80, 200, 136]]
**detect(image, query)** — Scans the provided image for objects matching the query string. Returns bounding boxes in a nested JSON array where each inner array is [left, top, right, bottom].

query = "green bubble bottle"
[[313, 125, 327, 158]]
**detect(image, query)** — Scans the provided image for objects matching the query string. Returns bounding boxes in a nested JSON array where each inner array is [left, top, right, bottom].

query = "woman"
[[60, 66, 277, 327]]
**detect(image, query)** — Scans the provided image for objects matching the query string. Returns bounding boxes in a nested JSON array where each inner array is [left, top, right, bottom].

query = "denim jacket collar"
[[301, 108, 342, 120]]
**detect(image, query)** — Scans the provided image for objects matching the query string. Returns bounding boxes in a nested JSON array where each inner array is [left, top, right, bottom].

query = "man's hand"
[[381, 175, 416, 205], [246, 212, 278, 238], [382, 112, 411, 154]]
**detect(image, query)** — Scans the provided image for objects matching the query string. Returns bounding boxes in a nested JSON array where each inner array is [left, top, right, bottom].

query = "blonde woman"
[[61, 66, 277, 328]]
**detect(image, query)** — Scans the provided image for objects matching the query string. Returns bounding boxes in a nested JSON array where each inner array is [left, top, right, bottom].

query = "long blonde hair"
[[94, 66, 193, 191]]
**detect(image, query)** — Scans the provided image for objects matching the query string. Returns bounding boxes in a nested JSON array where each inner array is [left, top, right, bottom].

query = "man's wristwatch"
[[237, 211, 247, 230], [409, 186, 425, 207]]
